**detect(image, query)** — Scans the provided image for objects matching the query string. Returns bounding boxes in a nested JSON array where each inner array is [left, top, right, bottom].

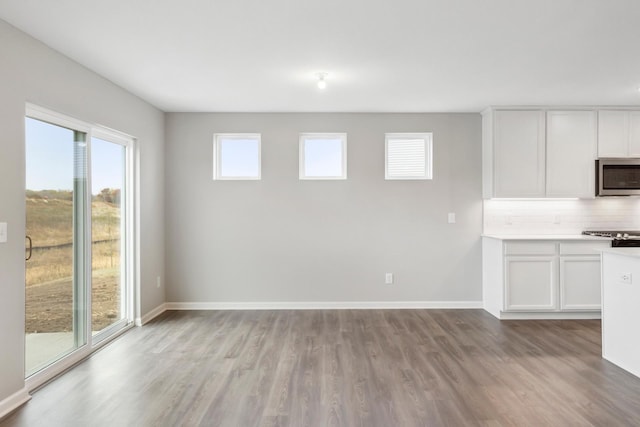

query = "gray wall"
[[0, 19, 165, 402], [165, 113, 482, 304]]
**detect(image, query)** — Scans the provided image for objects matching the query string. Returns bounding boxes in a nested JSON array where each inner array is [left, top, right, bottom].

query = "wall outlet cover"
[[620, 273, 632, 284]]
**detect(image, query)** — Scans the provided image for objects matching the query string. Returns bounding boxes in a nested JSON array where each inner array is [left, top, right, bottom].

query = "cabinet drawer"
[[559, 241, 610, 255], [504, 242, 557, 255]]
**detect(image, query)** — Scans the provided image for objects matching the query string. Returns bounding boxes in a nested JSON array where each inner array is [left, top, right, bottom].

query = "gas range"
[[582, 230, 640, 247]]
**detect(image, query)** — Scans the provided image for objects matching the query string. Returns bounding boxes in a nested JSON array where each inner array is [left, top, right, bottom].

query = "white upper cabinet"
[[483, 107, 601, 199], [598, 110, 640, 158], [598, 111, 627, 157], [485, 110, 546, 198], [546, 110, 597, 198]]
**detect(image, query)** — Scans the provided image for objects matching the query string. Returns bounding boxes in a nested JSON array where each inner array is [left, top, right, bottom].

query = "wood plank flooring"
[[2, 309, 640, 426]]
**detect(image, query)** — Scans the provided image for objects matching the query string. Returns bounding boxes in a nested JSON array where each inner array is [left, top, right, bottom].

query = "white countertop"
[[482, 234, 612, 241], [601, 247, 640, 258]]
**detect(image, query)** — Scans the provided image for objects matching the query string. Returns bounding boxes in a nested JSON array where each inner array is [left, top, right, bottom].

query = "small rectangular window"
[[299, 133, 347, 180], [385, 133, 432, 180], [213, 134, 261, 180]]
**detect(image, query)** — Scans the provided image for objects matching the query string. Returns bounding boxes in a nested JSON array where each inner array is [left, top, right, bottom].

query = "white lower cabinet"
[[505, 256, 557, 311], [482, 237, 609, 319], [559, 256, 602, 310]]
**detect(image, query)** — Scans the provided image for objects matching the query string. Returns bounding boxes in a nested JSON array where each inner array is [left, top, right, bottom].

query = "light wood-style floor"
[[2, 309, 640, 426]]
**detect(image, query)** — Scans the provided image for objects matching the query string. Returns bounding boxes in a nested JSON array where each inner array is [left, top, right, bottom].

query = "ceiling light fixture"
[[316, 73, 328, 90]]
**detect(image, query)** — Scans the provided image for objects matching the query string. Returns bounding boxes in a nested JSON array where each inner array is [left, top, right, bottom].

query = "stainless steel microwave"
[[597, 158, 640, 196]]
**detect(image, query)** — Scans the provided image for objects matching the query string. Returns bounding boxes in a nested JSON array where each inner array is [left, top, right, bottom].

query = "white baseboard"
[[135, 303, 167, 326], [165, 301, 483, 310], [0, 387, 30, 420], [496, 311, 601, 320]]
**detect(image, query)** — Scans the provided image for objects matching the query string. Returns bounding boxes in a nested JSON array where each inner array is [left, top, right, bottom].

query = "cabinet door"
[[629, 112, 640, 157], [546, 111, 597, 198], [493, 110, 546, 197], [598, 110, 628, 158], [559, 256, 601, 310], [505, 256, 557, 311]]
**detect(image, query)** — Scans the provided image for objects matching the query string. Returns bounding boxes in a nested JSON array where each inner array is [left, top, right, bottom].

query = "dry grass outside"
[[26, 195, 120, 249], [25, 245, 73, 287], [26, 240, 121, 286], [25, 243, 122, 333], [91, 268, 122, 331], [26, 197, 73, 247], [26, 269, 121, 333], [26, 191, 124, 333]]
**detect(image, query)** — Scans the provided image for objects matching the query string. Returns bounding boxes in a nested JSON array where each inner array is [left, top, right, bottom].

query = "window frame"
[[213, 133, 262, 180], [384, 132, 433, 180], [299, 132, 348, 180]]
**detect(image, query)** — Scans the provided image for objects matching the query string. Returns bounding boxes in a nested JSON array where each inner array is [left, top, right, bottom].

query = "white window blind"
[[385, 133, 432, 180]]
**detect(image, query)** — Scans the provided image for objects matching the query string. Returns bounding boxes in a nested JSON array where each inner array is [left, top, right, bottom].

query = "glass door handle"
[[26, 235, 32, 261]]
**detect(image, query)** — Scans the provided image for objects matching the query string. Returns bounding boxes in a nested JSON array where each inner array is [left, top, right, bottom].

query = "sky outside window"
[[25, 117, 74, 191], [91, 137, 124, 195], [303, 138, 344, 177], [25, 117, 124, 194], [219, 137, 260, 178]]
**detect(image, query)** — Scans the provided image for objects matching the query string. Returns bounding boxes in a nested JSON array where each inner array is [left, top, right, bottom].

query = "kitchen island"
[[601, 248, 640, 378]]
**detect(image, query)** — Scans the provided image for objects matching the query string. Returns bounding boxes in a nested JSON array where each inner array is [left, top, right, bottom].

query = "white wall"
[[484, 198, 640, 235], [0, 19, 165, 404], [165, 113, 482, 306]]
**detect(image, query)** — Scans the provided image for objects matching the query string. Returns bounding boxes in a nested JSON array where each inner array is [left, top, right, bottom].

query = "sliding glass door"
[[24, 118, 88, 376], [91, 136, 129, 337], [25, 106, 134, 380]]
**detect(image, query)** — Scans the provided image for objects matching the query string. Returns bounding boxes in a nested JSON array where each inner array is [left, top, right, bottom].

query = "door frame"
[[90, 127, 136, 345], [24, 103, 138, 391]]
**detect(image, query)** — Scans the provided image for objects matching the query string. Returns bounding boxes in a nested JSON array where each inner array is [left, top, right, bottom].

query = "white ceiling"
[[2, 0, 640, 113]]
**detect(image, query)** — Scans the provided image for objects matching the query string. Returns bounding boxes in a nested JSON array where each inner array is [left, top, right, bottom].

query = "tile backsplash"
[[484, 198, 640, 235]]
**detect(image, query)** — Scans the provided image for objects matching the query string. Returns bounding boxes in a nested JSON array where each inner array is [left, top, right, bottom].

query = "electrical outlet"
[[620, 273, 632, 284], [448, 213, 456, 224], [156, 276, 161, 288], [0, 222, 7, 243], [385, 273, 393, 285]]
